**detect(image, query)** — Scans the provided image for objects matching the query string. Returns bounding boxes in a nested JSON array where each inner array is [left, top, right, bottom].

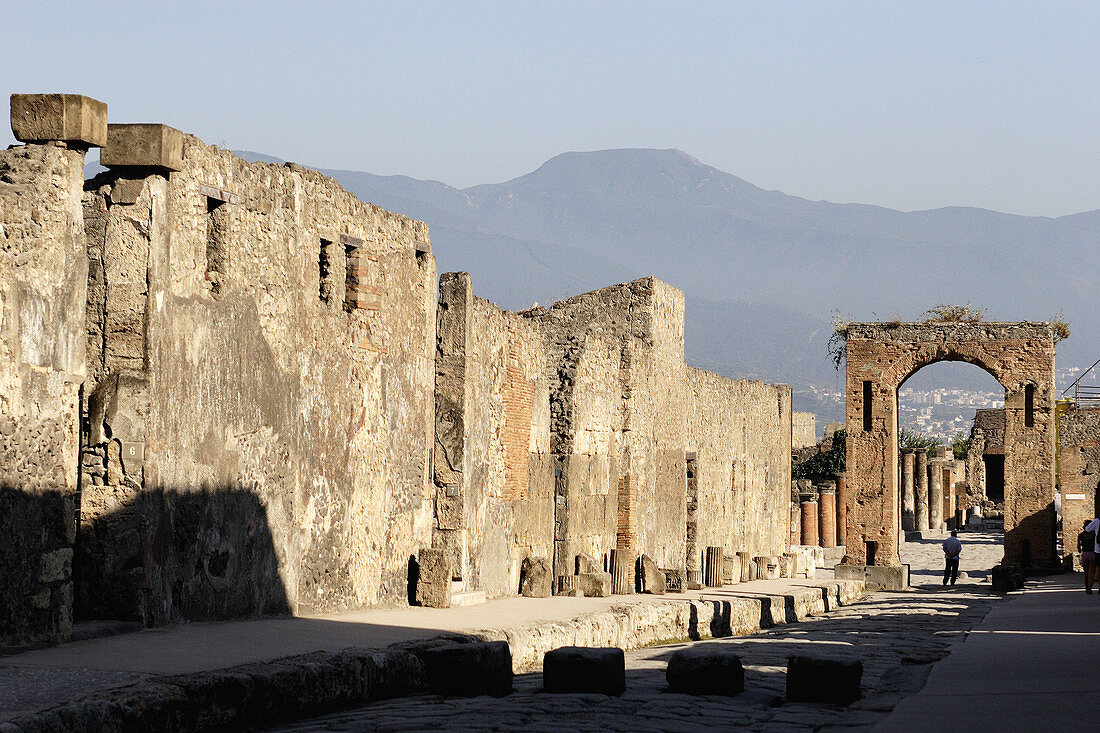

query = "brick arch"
[[843, 322, 1056, 571]]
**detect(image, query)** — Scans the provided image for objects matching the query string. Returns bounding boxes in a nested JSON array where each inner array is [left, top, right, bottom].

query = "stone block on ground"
[[101, 123, 184, 171], [666, 645, 744, 696], [639, 554, 666, 594], [786, 655, 862, 705], [520, 556, 552, 597], [10, 93, 107, 147], [415, 548, 451, 608], [754, 555, 780, 580], [575, 571, 612, 597], [723, 554, 741, 585], [413, 641, 512, 697], [834, 563, 909, 591], [661, 568, 684, 592], [575, 553, 601, 574], [543, 646, 626, 696]]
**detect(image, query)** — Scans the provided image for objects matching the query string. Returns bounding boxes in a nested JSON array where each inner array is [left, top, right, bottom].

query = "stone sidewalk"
[[0, 574, 861, 724], [273, 531, 1010, 732]]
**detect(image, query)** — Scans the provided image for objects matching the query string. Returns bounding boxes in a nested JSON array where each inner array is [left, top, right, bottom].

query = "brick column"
[[901, 450, 916, 531], [800, 496, 819, 547], [929, 462, 944, 532], [818, 488, 837, 548], [915, 451, 929, 532], [835, 473, 848, 547]]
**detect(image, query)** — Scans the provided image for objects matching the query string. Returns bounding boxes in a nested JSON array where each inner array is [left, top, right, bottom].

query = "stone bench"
[[665, 646, 744, 696], [786, 655, 862, 705], [543, 647, 625, 696]]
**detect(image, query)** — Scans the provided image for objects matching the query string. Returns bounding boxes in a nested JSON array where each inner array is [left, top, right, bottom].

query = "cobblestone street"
[[273, 532, 1006, 732]]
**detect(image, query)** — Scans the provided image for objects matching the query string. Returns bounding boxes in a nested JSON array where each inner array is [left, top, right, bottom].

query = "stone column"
[[818, 487, 837, 548], [835, 473, 848, 548], [901, 450, 916, 531], [915, 451, 929, 532], [611, 548, 634, 595], [800, 496, 819, 547], [929, 462, 944, 532], [944, 467, 954, 529], [789, 496, 801, 548]]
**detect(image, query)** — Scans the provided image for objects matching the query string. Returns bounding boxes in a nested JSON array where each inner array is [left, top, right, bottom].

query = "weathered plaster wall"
[[686, 368, 792, 562], [0, 142, 88, 645], [525, 279, 691, 579], [434, 272, 554, 599], [77, 135, 437, 624], [1058, 406, 1100, 551]]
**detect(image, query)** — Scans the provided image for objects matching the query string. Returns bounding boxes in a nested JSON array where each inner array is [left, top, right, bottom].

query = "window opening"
[[319, 238, 334, 304], [863, 381, 873, 432], [1024, 384, 1035, 427], [205, 198, 228, 294]]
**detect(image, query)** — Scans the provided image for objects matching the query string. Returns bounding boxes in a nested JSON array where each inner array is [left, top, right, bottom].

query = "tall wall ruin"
[[1, 94, 795, 646]]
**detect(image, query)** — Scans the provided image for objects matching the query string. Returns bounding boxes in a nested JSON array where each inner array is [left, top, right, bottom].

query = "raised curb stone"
[[543, 646, 626, 696]]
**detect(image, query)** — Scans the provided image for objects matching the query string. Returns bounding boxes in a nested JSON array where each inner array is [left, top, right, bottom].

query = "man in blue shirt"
[[942, 531, 962, 586]]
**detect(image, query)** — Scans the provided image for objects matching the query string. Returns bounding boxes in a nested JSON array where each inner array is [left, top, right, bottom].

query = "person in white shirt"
[[942, 531, 962, 586]]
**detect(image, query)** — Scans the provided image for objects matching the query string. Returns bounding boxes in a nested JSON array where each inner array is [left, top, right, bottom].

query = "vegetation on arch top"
[[827, 303, 1070, 370]]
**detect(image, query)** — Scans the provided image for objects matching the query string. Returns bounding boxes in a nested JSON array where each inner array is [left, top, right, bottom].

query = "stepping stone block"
[[416, 641, 512, 697], [666, 646, 744, 696], [786, 655, 862, 705], [639, 554, 666, 594], [543, 646, 625, 696]]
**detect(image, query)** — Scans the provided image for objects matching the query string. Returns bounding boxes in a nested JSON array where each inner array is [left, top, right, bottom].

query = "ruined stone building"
[[1, 94, 793, 647], [1057, 403, 1100, 546], [966, 408, 1006, 506]]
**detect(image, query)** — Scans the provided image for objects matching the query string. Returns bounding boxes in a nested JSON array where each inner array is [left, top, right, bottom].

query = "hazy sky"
[[3, 1, 1097, 216]]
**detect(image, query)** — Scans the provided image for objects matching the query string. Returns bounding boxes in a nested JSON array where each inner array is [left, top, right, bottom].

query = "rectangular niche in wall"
[[205, 197, 229, 294], [319, 238, 335, 304]]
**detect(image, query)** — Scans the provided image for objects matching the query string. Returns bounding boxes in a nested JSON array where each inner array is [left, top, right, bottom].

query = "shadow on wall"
[[74, 484, 293, 627], [0, 485, 75, 647]]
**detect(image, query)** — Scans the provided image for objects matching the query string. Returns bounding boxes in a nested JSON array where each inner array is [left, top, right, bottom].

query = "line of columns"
[[795, 478, 846, 550], [899, 449, 966, 534]]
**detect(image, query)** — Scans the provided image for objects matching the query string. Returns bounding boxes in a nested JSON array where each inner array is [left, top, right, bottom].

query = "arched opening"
[[896, 362, 1006, 584], [842, 321, 1057, 579]]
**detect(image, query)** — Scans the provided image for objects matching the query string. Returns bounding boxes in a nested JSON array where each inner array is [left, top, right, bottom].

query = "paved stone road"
[[273, 532, 1006, 732]]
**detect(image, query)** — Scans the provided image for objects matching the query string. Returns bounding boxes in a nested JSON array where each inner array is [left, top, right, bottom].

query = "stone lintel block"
[[415, 641, 512, 697], [10, 93, 107, 147], [666, 646, 744, 696], [787, 655, 862, 705], [101, 123, 183, 171], [834, 563, 909, 591], [544, 647, 626, 696]]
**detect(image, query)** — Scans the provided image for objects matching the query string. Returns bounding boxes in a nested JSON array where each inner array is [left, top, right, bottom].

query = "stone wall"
[[686, 369, 792, 561], [525, 279, 690, 580], [76, 130, 437, 624], [0, 141, 89, 645], [792, 411, 816, 449], [1058, 405, 1100, 551], [433, 273, 554, 600], [845, 322, 1056, 567], [1, 94, 799, 645]]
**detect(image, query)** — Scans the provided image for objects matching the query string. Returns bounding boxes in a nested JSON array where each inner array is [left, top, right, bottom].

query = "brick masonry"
[[845, 322, 1057, 566]]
